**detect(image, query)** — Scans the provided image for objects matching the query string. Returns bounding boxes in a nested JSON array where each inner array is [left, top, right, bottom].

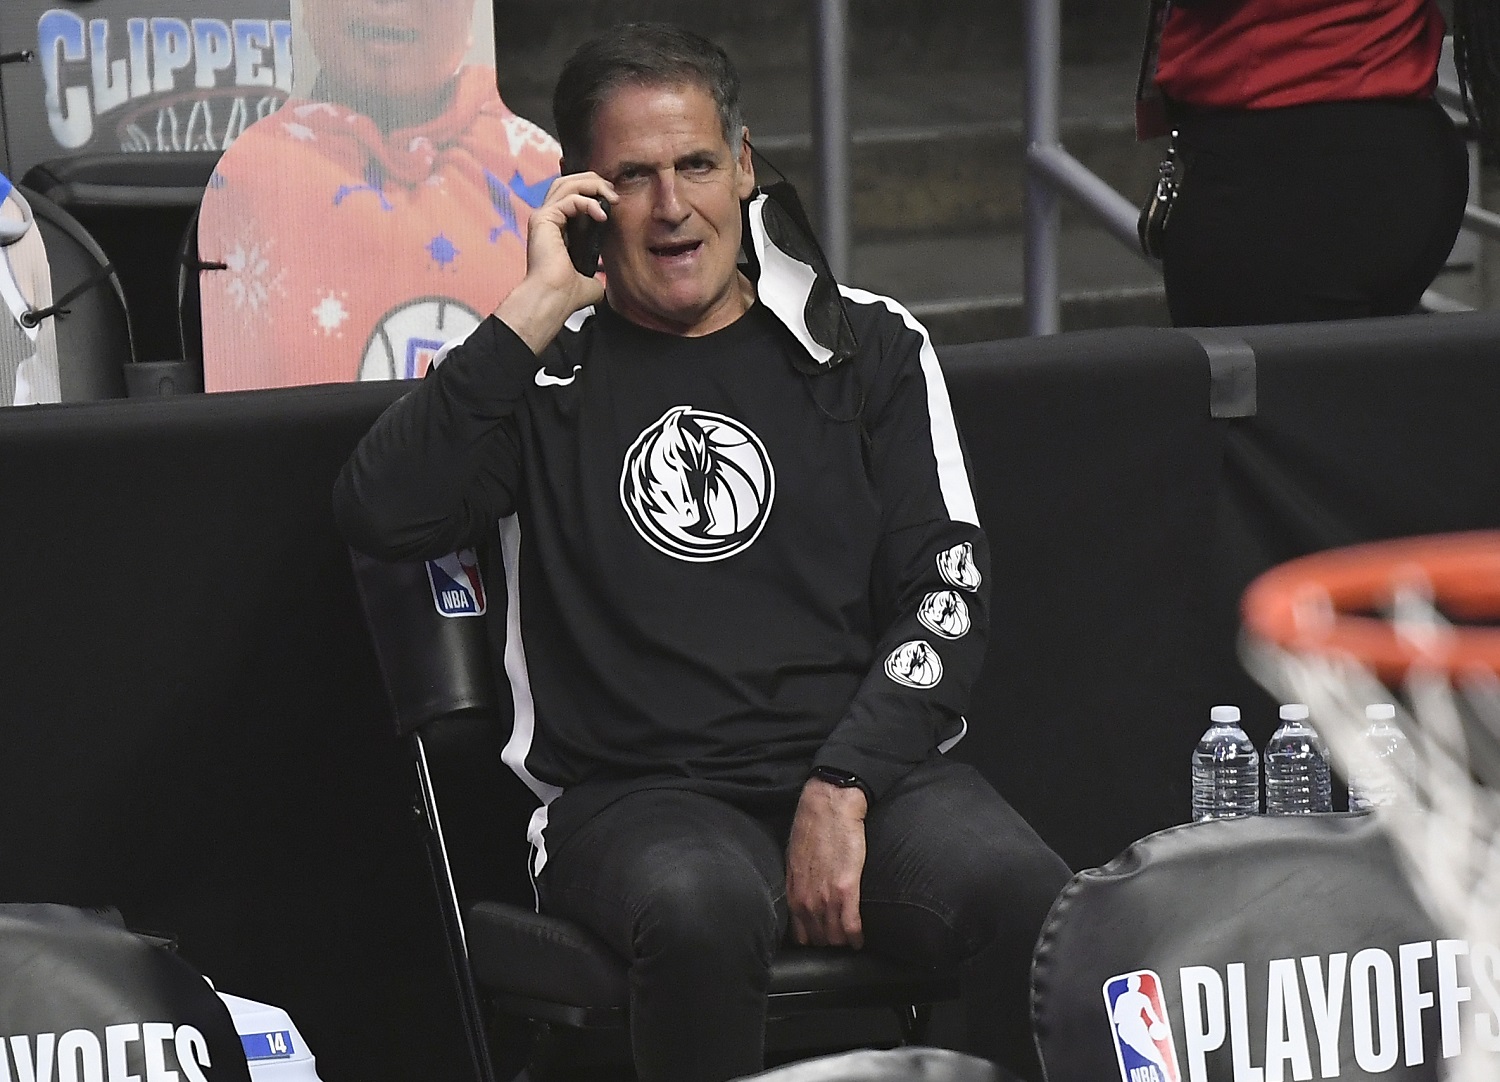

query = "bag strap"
[[1135, 0, 1172, 140]]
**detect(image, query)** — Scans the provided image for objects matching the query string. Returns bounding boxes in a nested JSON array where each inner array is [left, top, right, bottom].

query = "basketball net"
[[1241, 532, 1500, 1082]]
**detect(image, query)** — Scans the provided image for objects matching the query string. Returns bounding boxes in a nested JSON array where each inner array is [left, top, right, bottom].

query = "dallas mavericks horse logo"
[[918, 590, 971, 640], [936, 541, 982, 592], [620, 406, 775, 562], [884, 641, 944, 689]]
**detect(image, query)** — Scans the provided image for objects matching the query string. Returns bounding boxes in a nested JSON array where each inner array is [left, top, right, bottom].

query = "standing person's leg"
[[536, 788, 789, 1082], [860, 757, 1072, 1081], [1367, 98, 1470, 316], [1163, 99, 1470, 328], [1161, 106, 1375, 328]]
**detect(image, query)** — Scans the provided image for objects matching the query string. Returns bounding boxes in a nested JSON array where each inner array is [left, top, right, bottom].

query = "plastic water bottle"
[[1264, 703, 1332, 814], [1347, 703, 1415, 811], [1191, 705, 1260, 821]]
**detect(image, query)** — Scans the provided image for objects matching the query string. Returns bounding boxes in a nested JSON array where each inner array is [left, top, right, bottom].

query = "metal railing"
[[813, 0, 852, 280], [1021, 0, 1495, 334]]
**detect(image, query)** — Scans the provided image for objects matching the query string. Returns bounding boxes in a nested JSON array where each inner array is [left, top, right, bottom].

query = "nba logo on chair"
[[1104, 970, 1182, 1082], [425, 551, 485, 618]]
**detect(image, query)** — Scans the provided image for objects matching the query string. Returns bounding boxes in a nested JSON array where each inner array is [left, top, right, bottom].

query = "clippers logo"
[[918, 590, 971, 640], [358, 298, 482, 381], [884, 641, 943, 689], [937, 542, 981, 592], [427, 550, 486, 617], [620, 406, 775, 563], [1105, 971, 1182, 1082]]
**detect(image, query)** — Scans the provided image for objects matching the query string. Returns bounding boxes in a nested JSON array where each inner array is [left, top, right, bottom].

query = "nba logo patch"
[[1103, 970, 1181, 1082], [426, 550, 486, 617]]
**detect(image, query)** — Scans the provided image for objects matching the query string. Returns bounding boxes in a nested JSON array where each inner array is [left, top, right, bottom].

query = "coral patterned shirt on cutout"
[[198, 66, 560, 391]]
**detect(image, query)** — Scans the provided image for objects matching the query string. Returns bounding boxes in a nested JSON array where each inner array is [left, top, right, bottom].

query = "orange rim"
[[1241, 531, 1500, 683]]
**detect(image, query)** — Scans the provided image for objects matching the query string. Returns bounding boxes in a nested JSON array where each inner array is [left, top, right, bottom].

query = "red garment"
[[1155, 0, 1444, 110], [198, 66, 560, 391]]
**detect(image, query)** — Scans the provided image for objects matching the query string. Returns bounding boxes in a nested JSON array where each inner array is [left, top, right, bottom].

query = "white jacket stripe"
[[840, 286, 980, 527]]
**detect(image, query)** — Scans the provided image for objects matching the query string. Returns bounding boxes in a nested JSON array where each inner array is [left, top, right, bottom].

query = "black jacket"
[[334, 288, 990, 867]]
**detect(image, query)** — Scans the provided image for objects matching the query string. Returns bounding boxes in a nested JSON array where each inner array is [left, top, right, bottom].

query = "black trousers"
[[1161, 97, 1469, 327], [535, 757, 1071, 1082]]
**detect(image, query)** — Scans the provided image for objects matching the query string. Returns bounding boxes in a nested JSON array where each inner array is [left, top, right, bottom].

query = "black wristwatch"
[[809, 765, 864, 790]]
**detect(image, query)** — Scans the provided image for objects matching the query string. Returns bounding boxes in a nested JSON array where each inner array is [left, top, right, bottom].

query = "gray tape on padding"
[[1182, 327, 1257, 418]]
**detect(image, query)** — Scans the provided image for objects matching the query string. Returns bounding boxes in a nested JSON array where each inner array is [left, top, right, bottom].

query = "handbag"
[[1137, 132, 1182, 260], [1134, 0, 1180, 259]]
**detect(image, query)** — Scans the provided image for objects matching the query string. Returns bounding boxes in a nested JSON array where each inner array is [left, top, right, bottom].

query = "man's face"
[[303, 0, 472, 100], [587, 81, 755, 338]]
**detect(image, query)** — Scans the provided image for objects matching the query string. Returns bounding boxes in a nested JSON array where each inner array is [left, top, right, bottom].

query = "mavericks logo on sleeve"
[[620, 405, 775, 563], [918, 590, 971, 639], [936, 541, 981, 592], [884, 641, 943, 689]]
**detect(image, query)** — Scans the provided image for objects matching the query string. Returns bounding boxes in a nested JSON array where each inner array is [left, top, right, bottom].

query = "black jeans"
[[1161, 97, 1469, 327], [535, 757, 1071, 1082]]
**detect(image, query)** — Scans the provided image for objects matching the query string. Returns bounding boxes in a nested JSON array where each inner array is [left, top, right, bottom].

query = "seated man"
[[334, 22, 1069, 1082]]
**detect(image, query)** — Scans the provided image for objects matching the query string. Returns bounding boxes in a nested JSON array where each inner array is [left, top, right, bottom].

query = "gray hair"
[[553, 22, 745, 169]]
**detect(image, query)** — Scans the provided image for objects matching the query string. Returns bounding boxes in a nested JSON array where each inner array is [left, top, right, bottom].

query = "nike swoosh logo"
[[534, 364, 582, 388]]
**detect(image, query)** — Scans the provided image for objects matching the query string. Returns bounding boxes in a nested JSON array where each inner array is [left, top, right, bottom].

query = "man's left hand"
[[786, 778, 868, 948]]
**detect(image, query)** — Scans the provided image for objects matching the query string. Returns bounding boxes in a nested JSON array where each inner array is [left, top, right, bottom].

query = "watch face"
[[813, 767, 861, 787]]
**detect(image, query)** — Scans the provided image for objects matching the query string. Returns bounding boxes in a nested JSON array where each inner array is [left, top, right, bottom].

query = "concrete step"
[[498, 62, 1159, 240], [849, 224, 1169, 345], [490, 1, 1132, 82], [492, 15, 1153, 347]]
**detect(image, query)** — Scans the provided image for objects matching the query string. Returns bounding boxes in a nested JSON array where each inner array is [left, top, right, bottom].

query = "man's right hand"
[[495, 171, 617, 355]]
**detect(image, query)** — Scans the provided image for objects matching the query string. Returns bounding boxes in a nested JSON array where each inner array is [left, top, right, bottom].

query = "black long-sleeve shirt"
[[334, 289, 990, 869]]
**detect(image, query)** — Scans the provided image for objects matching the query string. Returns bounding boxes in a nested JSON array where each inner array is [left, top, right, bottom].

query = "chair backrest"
[[1031, 814, 1453, 1082], [22, 152, 220, 371], [348, 548, 536, 910], [348, 548, 501, 733], [17, 184, 132, 401]]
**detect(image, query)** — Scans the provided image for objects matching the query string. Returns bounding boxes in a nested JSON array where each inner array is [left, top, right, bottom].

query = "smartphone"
[[565, 198, 610, 277]]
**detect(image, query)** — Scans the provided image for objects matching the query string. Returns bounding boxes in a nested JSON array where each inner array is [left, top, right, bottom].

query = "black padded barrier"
[[0, 381, 469, 1082], [943, 327, 1224, 870], [0, 310, 1497, 1081], [1199, 311, 1500, 757]]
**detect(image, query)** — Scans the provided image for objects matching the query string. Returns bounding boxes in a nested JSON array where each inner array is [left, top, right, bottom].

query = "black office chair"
[[349, 550, 961, 1082], [16, 185, 133, 401]]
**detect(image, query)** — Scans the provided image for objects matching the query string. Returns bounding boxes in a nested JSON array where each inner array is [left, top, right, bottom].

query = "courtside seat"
[[467, 897, 960, 1028], [22, 152, 220, 370], [349, 551, 960, 1081], [18, 185, 133, 401]]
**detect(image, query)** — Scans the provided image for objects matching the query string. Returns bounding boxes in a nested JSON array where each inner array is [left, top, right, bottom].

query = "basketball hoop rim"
[[1241, 531, 1500, 682]]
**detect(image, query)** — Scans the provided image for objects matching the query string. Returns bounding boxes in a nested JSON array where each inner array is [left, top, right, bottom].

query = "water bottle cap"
[[1210, 705, 1240, 723], [1279, 703, 1309, 721], [1366, 703, 1396, 721]]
